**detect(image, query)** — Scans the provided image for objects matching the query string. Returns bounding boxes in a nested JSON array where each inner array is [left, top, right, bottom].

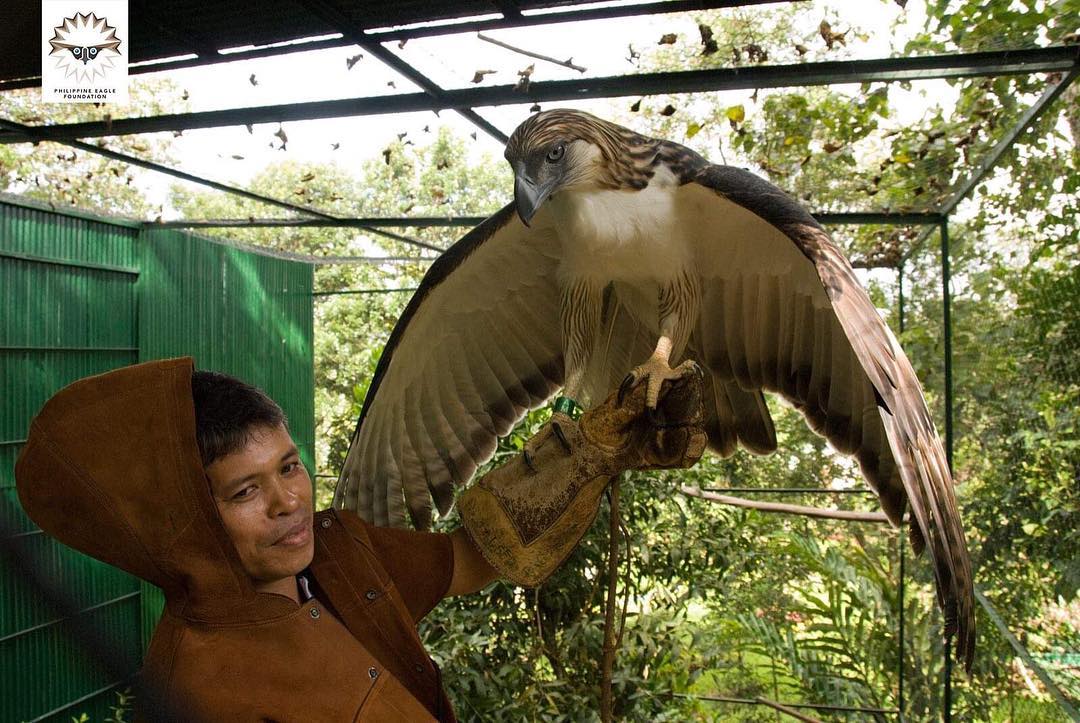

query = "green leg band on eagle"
[[552, 395, 582, 420], [459, 366, 707, 588]]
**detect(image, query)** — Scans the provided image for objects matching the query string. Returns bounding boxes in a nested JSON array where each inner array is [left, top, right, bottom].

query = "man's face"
[[206, 424, 314, 592]]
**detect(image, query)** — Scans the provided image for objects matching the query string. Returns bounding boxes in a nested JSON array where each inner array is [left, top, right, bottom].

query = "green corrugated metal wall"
[[0, 198, 314, 722], [138, 227, 315, 479]]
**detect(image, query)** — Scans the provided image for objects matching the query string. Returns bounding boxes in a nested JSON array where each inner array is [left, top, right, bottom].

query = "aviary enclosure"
[[1, 1, 1077, 720]]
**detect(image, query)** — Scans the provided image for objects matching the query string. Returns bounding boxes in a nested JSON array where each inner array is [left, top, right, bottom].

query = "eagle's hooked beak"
[[513, 172, 553, 228]]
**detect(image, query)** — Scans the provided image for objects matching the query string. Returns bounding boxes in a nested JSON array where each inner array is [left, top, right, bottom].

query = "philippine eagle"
[[334, 109, 974, 668]]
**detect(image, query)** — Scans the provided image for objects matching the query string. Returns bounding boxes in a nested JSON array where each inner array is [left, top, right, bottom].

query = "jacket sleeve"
[[337, 512, 455, 623]]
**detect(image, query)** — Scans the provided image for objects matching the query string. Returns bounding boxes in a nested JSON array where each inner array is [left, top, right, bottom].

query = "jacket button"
[[309, 606, 320, 619], [320, 518, 332, 528], [368, 667, 379, 679], [365, 589, 378, 600]]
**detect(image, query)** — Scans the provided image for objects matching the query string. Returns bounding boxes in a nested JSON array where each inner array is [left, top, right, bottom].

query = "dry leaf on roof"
[[514, 64, 535, 92], [819, 20, 848, 49], [744, 44, 768, 63], [698, 24, 718, 56]]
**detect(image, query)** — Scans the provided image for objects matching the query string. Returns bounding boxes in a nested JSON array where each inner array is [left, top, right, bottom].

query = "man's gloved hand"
[[458, 366, 707, 587]]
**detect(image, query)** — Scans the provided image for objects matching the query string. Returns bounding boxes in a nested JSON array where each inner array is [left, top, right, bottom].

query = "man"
[[16, 357, 705, 721]]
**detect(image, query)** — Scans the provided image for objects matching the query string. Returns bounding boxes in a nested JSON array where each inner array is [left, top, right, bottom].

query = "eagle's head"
[[504, 109, 657, 226]]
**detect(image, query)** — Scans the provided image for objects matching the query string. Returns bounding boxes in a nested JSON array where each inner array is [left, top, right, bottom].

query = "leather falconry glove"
[[458, 366, 707, 587]]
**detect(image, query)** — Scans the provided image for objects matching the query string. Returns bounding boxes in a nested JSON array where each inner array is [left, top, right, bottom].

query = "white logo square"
[[42, 0, 129, 104]]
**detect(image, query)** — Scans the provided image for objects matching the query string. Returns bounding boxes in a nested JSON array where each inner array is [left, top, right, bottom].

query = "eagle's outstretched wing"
[[333, 205, 564, 529], [680, 162, 974, 669], [333, 161, 973, 670]]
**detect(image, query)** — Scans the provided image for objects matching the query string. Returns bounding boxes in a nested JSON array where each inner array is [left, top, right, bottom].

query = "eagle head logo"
[[48, 12, 122, 83]]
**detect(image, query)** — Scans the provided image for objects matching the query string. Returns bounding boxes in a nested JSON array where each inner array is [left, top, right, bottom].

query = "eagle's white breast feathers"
[[548, 165, 691, 287]]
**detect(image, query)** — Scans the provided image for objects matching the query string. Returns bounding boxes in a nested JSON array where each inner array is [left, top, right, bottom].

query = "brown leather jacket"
[[15, 358, 458, 722]]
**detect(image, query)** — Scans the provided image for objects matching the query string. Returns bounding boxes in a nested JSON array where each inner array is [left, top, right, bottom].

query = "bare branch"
[[756, 697, 826, 723], [679, 485, 894, 523], [477, 33, 587, 73]]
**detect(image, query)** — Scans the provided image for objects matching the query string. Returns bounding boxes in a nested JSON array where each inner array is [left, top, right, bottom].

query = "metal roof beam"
[[0, 1, 798, 91], [0, 118, 441, 252], [4, 47, 1074, 145], [375, 0, 794, 44], [492, 1, 523, 20], [296, 0, 507, 143], [155, 210, 943, 230], [902, 66, 1079, 262], [939, 67, 1078, 217], [815, 212, 944, 225]]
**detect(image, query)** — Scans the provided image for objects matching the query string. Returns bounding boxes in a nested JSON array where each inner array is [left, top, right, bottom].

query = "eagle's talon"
[[628, 355, 702, 409], [552, 421, 572, 454], [522, 448, 537, 474], [675, 359, 704, 381], [617, 373, 638, 406]]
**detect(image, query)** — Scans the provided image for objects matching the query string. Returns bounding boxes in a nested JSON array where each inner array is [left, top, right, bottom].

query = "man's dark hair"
[[191, 370, 288, 467]]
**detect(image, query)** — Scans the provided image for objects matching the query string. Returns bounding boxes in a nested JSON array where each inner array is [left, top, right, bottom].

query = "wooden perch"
[[477, 33, 587, 73], [679, 485, 893, 523]]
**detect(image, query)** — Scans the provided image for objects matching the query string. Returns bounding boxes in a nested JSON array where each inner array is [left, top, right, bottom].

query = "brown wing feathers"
[[334, 204, 564, 529], [684, 160, 973, 669], [338, 114, 974, 670], [788, 221, 974, 670]]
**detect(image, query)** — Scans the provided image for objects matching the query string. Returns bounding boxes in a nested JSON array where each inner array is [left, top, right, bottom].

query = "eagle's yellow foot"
[[619, 357, 703, 409], [521, 412, 574, 473]]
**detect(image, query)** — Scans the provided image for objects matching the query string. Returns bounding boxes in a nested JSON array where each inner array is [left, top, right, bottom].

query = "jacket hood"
[[15, 357, 295, 623]]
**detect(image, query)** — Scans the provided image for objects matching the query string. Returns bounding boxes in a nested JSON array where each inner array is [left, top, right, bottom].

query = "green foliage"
[[104, 688, 133, 723], [70, 688, 133, 723]]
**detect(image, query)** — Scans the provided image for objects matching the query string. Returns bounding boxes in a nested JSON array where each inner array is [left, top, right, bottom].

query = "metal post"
[[897, 261, 905, 337], [897, 262, 906, 722], [940, 219, 954, 721], [899, 529, 906, 721], [940, 221, 954, 470]]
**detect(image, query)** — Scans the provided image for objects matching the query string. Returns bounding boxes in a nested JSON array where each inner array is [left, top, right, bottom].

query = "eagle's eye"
[[89, 47, 98, 57], [546, 144, 565, 163], [72, 47, 82, 57]]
